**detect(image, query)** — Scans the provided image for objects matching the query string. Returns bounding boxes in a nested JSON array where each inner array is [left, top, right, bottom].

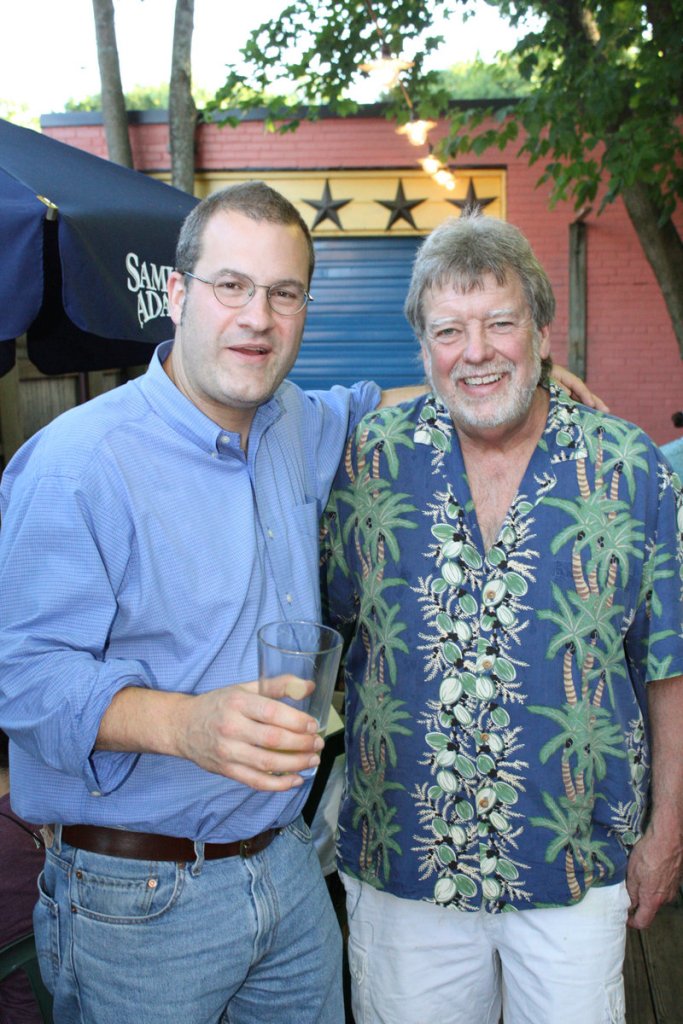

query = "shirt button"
[[219, 434, 231, 445], [267, 528, 274, 539], [90, 790, 102, 797], [286, 594, 293, 604]]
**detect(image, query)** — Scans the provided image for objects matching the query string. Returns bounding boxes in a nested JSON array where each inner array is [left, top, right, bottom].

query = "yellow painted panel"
[[189, 168, 507, 235]]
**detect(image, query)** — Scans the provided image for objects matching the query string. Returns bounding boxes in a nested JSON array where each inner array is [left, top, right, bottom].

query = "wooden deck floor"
[[625, 897, 683, 1023]]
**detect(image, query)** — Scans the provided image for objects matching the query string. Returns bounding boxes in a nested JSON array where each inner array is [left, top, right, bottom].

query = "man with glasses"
[[0, 180, 368, 1024], [322, 213, 683, 1024], [0, 182, 596, 1024]]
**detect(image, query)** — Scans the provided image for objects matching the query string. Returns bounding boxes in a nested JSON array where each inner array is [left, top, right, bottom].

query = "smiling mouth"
[[461, 372, 504, 387], [230, 344, 270, 356]]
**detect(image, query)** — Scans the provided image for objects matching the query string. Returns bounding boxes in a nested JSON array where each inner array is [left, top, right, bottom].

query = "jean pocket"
[[70, 851, 184, 923], [33, 868, 60, 993], [285, 816, 314, 845]]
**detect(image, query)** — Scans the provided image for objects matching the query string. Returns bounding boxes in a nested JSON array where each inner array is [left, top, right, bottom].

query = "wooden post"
[[87, 371, 109, 399], [0, 361, 24, 469], [568, 217, 588, 381]]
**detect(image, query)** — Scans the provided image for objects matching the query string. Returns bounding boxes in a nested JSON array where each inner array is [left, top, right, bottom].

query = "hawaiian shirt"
[[321, 385, 683, 913]]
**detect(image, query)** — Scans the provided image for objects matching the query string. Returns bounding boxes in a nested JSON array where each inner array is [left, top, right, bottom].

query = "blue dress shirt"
[[0, 341, 379, 841]]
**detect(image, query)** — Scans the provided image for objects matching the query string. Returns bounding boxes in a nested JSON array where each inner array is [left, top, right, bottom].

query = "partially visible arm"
[[378, 370, 607, 411], [378, 384, 427, 408], [625, 675, 683, 929], [551, 364, 609, 411], [97, 680, 324, 792], [0, 460, 322, 794]]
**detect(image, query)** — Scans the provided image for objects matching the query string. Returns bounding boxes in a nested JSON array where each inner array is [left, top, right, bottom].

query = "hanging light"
[[419, 152, 443, 176], [359, 43, 414, 90], [433, 168, 456, 191], [396, 118, 437, 147]]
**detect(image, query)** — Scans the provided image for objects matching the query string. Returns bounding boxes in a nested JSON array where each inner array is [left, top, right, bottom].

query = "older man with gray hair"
[[322, 213, 683, 1024]]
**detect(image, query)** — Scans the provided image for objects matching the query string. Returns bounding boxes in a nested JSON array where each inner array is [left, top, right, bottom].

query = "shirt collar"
[[138, 340, 282, 454], [414, 383, 589, 463]]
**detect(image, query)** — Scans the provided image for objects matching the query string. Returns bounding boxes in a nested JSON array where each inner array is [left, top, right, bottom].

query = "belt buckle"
[[239, 838, 252, 858]]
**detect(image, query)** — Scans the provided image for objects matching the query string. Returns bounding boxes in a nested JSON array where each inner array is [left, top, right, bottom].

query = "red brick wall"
[[42, 113, 683, 444]]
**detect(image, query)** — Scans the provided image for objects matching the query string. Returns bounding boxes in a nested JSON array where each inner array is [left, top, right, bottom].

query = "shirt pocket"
[[270, 500, 321, 615]]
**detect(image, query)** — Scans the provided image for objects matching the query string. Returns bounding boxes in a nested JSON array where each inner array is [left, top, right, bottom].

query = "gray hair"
[[175, 180, 315, 285], [404, 213, 556, 338]]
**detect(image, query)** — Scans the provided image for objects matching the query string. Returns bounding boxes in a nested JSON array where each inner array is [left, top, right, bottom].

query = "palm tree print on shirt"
[[322, 387, 683, 912]]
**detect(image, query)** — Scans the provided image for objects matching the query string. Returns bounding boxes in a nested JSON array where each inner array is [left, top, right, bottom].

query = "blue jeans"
[[34, 818, 343, 1024]]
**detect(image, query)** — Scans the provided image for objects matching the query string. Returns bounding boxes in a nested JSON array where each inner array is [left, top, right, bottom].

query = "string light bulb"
[[359, 1, 453, 192], [359, 43, 414, 90], [419, 152, 443, 175], [433, 168, 456, 190], [396, 118, 437, 147]]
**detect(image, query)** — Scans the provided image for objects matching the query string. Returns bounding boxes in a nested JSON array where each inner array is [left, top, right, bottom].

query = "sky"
[[0, 0, 526, 122]]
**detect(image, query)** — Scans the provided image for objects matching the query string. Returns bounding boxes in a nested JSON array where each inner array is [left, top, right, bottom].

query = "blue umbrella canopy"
[[0, 118, 198, 375]]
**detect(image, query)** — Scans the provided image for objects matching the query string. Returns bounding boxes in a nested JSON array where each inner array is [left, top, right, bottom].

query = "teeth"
[[464, 373, 502, 386]]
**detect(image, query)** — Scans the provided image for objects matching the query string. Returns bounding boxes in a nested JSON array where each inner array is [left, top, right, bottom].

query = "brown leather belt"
[[60, 823, 279, 861]]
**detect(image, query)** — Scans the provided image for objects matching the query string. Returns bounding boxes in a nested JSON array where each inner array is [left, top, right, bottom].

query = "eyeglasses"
[[181, 270, 313, 316]]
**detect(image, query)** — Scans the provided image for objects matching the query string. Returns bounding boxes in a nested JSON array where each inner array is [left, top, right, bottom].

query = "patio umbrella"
[[0, 117, 198, 376]]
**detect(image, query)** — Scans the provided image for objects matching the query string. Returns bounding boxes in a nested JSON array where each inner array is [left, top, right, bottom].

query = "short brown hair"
[[175, 181, 315, 285]]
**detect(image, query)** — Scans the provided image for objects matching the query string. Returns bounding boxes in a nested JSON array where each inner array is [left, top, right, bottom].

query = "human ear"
[[167, 270, 187, 327]]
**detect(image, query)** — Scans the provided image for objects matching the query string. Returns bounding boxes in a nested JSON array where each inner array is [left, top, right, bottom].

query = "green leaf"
[[454, 874, 478, 898], [503, 571, 528, 596], [459, 593, 478, 616], [437, 844, 456, 865], [436, 611, 454, 633], [494, 781, 519, 805], [456, 799, 474, 821], [496, 858, 520, 881], [454, 754, 477, 779], [443, 640, 462, 664], [490, 706, 511, 728], [493, 658, 517, 683], [432, 816, 449, 837]]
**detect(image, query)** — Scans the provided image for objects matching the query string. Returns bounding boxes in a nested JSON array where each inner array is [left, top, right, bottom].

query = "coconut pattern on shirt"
[[322, 387, 683, 912], [411, 477, 540, 911]]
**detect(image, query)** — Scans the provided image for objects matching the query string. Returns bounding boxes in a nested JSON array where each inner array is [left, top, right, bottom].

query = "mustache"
[[450, 361, 516, 382]]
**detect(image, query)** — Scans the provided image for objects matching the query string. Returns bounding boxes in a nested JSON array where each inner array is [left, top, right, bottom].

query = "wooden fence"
[[0, 339, 143, 472]]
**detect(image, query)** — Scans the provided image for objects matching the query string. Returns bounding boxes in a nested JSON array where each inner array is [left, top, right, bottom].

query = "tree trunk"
[[169, 0, 197, 194], [91, 0, 133, 168], [621, 181, 683, 360]]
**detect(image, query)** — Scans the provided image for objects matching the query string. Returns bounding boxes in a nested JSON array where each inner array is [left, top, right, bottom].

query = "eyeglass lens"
[[212, 271, 307, 315]]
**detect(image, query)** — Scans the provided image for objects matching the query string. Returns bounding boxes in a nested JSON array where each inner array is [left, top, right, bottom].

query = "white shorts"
[[341, 874, 630, 1024]]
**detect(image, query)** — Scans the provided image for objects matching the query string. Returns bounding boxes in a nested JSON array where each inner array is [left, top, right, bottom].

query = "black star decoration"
[[376, 180, 426, 229], [447, 177, 497, 214], [303, 179, 352, 229]]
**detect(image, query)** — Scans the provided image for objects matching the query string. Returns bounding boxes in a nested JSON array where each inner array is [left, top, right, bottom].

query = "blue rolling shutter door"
[[289, 236, 423, 391]]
